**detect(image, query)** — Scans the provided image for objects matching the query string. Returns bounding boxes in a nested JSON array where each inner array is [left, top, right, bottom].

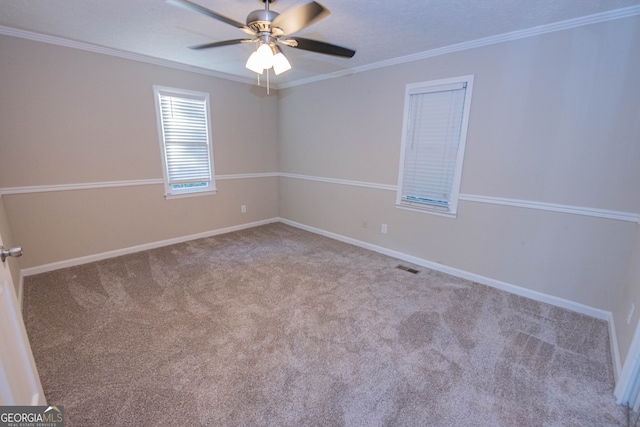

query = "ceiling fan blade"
[[271, 1, 330, 36], [285, 37, 356, 58], [165, 0, 250, 31], [189, 39, 255, 50]]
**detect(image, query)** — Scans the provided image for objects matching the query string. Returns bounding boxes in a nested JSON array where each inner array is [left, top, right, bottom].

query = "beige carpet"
[[23, 223, 625, 426]]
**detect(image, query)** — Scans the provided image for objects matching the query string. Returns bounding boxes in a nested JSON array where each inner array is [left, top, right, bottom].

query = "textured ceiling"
[[1, 0, 639, 86]]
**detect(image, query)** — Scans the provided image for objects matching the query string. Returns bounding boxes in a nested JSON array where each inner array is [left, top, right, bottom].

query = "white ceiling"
[[1, 0, 639, 87]]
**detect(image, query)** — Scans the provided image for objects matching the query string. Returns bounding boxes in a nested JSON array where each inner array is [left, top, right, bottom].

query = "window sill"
[[396, 203, 457, 219], [165, 189, 217, 200]]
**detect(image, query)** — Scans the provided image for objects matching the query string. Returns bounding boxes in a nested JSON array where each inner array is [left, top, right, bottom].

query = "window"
[[153, 86, 216, 198], [396, 75, 474, 217]]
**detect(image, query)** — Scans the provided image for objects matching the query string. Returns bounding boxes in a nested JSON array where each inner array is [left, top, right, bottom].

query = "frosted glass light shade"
[[256, 43, 274, 69], [245, 43, 291, 75], [272, 52, 291, 75], [245, 51, 264, 74]]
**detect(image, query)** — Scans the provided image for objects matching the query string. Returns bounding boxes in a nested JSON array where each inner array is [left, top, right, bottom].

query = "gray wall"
[[1, 15, 638, 371], [0, 196, 21, 293], [0, 35, 280, 269], [278, 16, 640, 365]]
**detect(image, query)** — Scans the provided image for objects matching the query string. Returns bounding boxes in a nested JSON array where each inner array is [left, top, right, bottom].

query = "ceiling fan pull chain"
[[267, 68, 270, 95]]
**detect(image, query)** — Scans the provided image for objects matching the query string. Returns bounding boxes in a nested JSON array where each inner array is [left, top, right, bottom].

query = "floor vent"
[[396, 265, 419, 274]]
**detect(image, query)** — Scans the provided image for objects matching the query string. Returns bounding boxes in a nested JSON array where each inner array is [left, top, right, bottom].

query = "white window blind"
[[397, 76, 474, 217], [153, 86, 216, 198]]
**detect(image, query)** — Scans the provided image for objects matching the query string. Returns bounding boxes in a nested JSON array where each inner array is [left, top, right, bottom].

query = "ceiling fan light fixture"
[[169, 0, 356, 83], [272, 46, 291, 75], [256, 43, 274, 69], [245, 50, 264, 74]]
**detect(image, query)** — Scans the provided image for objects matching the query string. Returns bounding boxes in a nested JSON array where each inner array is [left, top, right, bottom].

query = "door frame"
[[616, 319, 640, 410]]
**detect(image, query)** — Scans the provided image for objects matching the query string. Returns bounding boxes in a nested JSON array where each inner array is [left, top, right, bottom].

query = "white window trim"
[[153, 85, 217, 200], [396, 75, 474, 218]]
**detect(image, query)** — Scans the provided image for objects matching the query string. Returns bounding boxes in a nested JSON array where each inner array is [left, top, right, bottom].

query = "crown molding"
[[0, 25, 260, 87], [279, 4, 640, 89], [1, 4, 638, 91]]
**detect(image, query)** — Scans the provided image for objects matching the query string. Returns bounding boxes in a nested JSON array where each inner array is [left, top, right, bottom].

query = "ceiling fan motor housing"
[[246, 9, 282, 34]]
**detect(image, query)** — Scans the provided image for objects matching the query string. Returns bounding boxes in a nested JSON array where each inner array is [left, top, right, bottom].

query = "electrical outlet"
[[241, 205, 246, 213], [628, 303, 635, 325], [381, 224, 388, 234], [362, 219, 368, 229]]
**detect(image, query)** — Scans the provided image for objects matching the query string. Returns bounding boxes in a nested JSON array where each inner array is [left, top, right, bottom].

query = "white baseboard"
[[21, 218, 280, 277], [19, 216, 622, 381], [279, 218, 610, 319], [278, 218, 621, 378]]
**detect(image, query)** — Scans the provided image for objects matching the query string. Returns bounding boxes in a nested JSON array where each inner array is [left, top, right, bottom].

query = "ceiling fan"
[[166, 0, 356, 77]]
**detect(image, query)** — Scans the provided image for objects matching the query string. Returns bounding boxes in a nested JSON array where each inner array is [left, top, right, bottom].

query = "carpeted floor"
[[23, 223, 626, 426]]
